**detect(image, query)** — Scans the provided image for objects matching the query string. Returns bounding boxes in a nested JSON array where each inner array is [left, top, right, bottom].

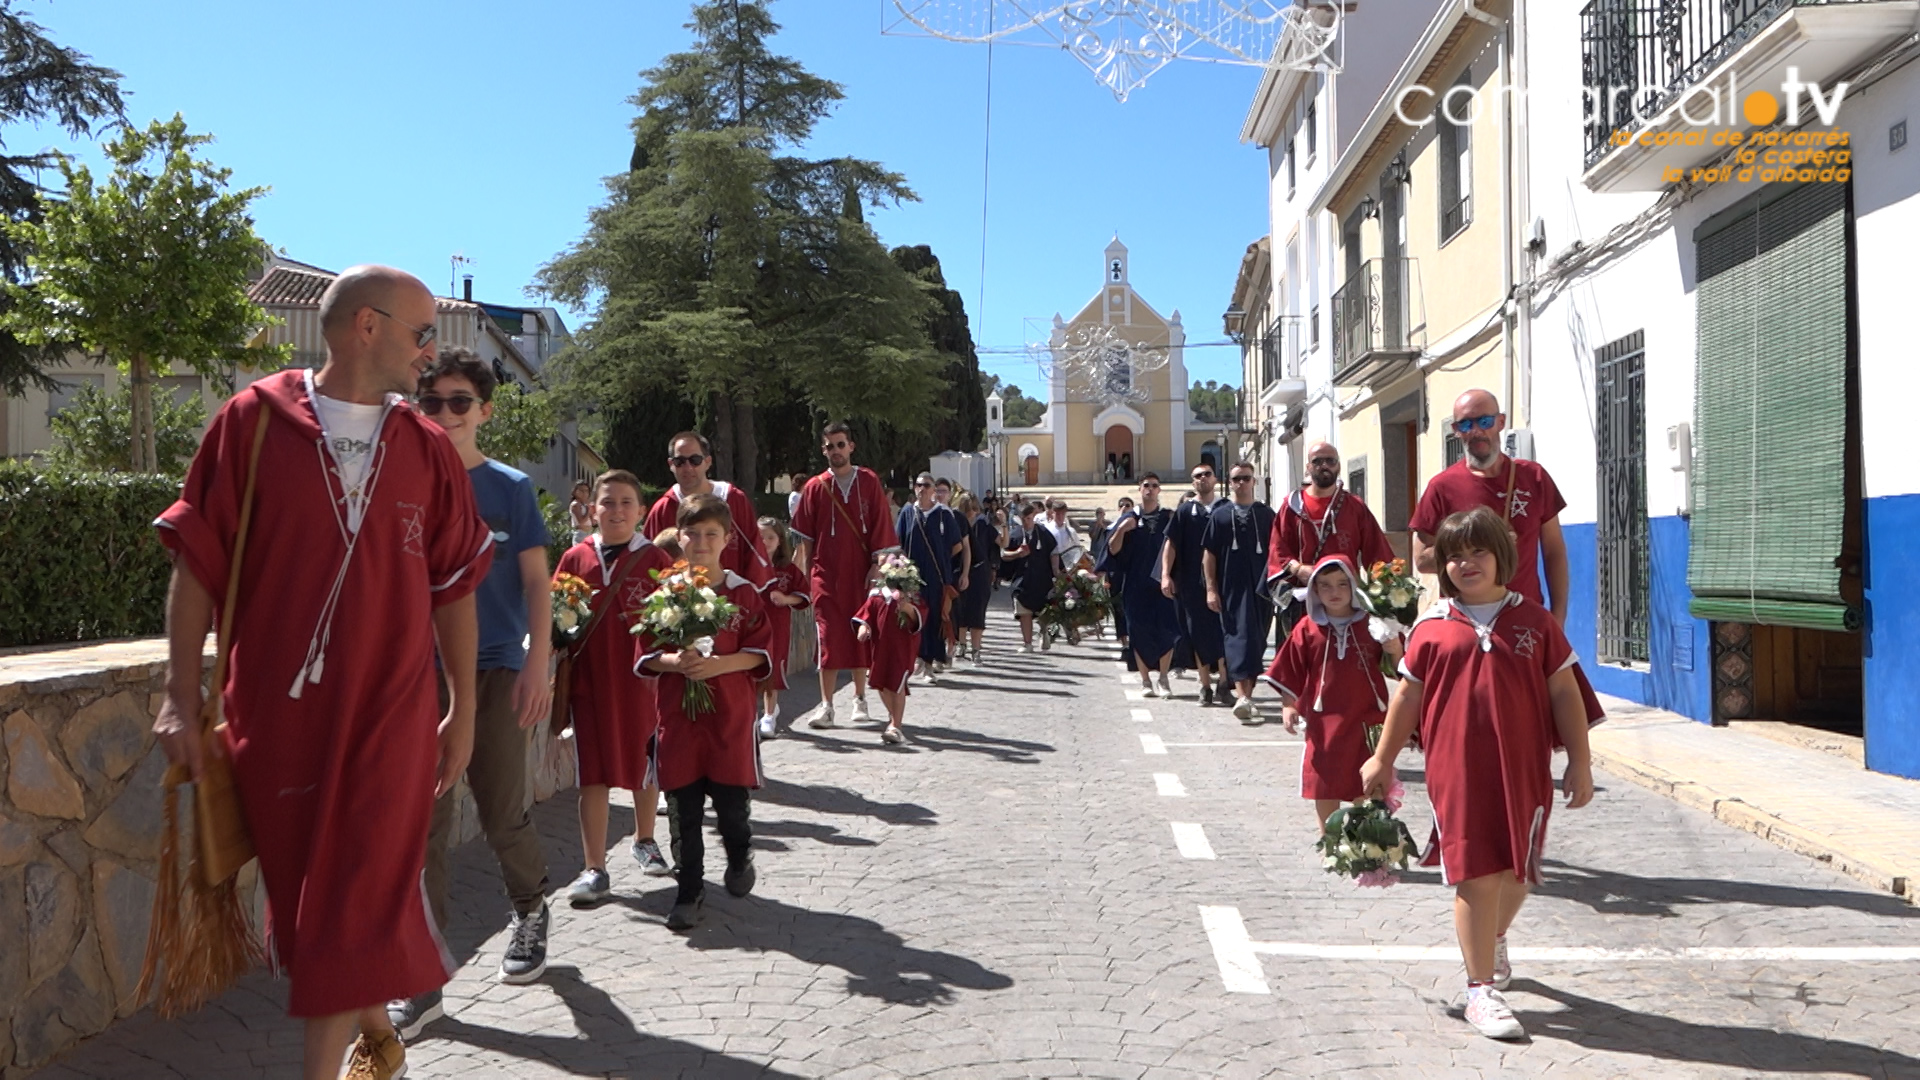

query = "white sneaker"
[[851, 697, 872, 723], [1021, 643, 1036, 654], [1464, 985, 1525, 1040], [1232, 696, 1255, 722], [807, 703, 836, 729], [1141, 682, 1159, 699], [757, 712, 777, 740], [1156, 674, 1172, 697], [1493, 935, 1511, 990], [881, 726, 904, 745]]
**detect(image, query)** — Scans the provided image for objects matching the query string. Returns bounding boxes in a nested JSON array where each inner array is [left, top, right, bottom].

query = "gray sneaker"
[[632, 837, 672, 877], [386, 988, 443, 1041], [565, 867, 610, 906], [499, 902, 550, 985]]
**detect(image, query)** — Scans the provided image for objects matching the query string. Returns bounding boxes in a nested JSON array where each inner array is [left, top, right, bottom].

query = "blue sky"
[[25, 0, 1269, 389]]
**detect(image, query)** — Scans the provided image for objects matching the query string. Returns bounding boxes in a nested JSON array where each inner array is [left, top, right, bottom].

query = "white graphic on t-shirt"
[[1510, 625, 1543, 660], [1509, 488, 1533, 519]]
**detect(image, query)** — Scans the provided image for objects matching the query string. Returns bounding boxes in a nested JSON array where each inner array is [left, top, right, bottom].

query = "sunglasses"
[[416, 394, 478, 416], [912, 481, 930, 488], [1452, 415, 1498, 433], [1140, 482, 1160, 490], [670, 454, 707, 468], [1309, 456, 1339, 467], [1230, 475, 1255, 483], [371, 307, 437, 349], [1192, 471, 1214, 480]]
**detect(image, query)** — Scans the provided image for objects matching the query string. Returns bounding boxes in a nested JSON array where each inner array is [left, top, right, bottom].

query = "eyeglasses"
[[416, 394, 477, 416], [1452, 415, 1498, 434], [670, 454, 707, 468], [1230, 475, 1254, 483], [1140, 482, 1160, 490], [912, 481, 930, 488], [370, 307, 438, 349], [1309, 456, 1339, 467], [1191, 471, 1213, 480]]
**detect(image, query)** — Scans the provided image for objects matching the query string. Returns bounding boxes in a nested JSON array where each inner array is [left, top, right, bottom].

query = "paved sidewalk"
[[1590, 695, 1920, 903]]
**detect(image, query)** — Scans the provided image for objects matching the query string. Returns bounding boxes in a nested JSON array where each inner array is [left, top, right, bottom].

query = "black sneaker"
[[724, 854, 756, 898], [632, 837, 672, 877], [665, 891, 705, 930], [499, 902, 550, 985], [386, 988, 443, 1041], [1201, 685, 1215, 707]]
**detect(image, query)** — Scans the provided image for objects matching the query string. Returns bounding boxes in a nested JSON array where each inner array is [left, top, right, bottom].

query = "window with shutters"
[[1596, 331, 1649, 663], [1688, 180, 1855, 631], [1437, 69, 1473, 243], [1347, 456, 1367, 504]]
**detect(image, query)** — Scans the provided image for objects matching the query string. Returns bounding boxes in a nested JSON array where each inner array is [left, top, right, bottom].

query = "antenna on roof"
[[450, 253, 474, 298]]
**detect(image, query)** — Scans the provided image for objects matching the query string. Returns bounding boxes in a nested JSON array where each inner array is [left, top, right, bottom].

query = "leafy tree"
[[476, 381, 559, 469], [538, 0, 942, 496], [1189, 379, 1240, 425], [2, 115, 286, 471], [0, 4, 124, 396], [46, 377, 204, 475]]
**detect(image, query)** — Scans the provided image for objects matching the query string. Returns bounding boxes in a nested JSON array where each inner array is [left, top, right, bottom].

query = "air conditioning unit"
[[1502, 429, 1534, 461]]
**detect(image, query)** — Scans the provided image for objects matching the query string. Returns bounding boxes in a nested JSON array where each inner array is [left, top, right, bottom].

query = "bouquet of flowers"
[[551, 572, 595, 649], [1040, 567, 1113, 644], [630, 561, 741, 715], [1359, 558, 1422, 641], [1317, 724, 1416, 887], [875, 554, 925, 627]]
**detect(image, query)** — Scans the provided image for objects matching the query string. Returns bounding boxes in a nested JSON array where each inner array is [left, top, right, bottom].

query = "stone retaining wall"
[[0, 640, 577, 1076]]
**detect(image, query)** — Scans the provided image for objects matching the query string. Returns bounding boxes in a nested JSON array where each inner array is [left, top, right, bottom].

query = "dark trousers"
[[426, 667, 551, 927], [917, 583, 947, 663], [665, 779, 752, 904]]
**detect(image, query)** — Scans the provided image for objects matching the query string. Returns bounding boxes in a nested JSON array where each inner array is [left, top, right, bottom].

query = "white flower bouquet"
[[1316, 797, 1420, 888], [631, 560, 740, 715], [876, 554, 925, 626], [551, 572, 594, 649]]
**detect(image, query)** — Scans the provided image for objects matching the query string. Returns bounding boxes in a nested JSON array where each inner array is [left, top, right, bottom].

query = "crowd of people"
[[148, 264, 1606, 1077]]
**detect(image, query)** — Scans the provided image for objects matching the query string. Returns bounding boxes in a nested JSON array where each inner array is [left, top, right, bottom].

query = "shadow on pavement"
[[1534, 859, 1920, 920], [896, 722, 1054, 765], [1513, 979, 1920, 1077], [756, 776, 937, 825]]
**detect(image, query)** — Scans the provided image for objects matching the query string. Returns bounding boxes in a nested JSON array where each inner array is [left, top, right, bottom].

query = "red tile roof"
[[249, 264, 481, 314]]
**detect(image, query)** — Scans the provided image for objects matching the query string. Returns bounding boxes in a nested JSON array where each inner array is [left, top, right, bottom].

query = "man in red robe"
[[153, 266, 493, 1080], [1266, 440, 1395, 590], [788, 422, 900, 729], [642, 430, 771, 587]]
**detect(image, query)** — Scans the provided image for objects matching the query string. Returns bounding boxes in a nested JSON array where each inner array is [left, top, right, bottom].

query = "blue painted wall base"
[[1561, 516, 1712, 724], [1863, 493, 1920, 779]]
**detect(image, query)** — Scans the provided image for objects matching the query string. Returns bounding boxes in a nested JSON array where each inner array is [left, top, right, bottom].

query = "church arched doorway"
[[1019, 443, 1040, 486], [1201, 440, 1221, 473], [1104, 424, 1135, 482]]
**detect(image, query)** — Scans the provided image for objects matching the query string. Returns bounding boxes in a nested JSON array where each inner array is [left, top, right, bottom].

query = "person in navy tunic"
[[1205, 462, 1278, 721]]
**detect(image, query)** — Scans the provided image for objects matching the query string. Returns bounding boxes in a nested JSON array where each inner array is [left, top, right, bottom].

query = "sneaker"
[[632, 837, 671, 877], [1233, 696, 1256, 722], [724, 853, 757, 897], [665, 891, 705, 930], [1464, 984, 1525, 1040], [343, 1029, 407, 1079], [1021, 642, 1036, 654], [1040, 633, 1052, 651], [757, 712, 778, 740], [881, 725, 904, 745], [499, 903, 550, 985], [1493, 935, 1512, 991], [565, 867, 610, 906], [850, 697, 872, 723], [385, 989, 441, 1042], [1156, 673, 1173, 697], [807, 703, 836, 729], [1201, 685, 1215, 707]]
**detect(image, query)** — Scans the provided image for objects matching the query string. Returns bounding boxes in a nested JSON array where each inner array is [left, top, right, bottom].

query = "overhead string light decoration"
[[1028, 322, 1171, 407], [885, 1, 1346, 101]]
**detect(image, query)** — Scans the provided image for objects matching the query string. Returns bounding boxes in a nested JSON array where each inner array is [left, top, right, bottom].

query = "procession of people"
[[150, 277, 1596, 1078]]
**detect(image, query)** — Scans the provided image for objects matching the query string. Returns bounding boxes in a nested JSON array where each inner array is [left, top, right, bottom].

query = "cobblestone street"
[[35, 607, 1920, 1079]]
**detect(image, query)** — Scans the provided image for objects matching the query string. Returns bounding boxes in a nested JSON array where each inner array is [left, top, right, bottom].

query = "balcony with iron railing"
[[1251, 314, 1308, 414], [1331, 258, 1424, 388], [1580, 0, 1916, 191]]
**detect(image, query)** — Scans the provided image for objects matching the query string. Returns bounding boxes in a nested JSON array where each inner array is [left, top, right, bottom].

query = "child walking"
[[637, 494, 772, 931], [854, 574, 924, 745], [553, 470, 675, 904], [1263, 555, 1399, 833], [756, 517, 811, 740], [1361, 506, 1595, 1041]]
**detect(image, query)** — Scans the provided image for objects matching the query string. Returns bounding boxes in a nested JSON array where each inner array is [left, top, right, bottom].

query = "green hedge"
[[0, 462, 178, 647]]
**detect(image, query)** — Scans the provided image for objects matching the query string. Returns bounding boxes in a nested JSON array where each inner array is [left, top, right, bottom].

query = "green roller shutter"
[[1688, 180, 1853, 630]]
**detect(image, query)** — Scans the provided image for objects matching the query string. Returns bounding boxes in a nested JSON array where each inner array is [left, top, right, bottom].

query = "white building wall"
[[1847, 63, 1920, 501]]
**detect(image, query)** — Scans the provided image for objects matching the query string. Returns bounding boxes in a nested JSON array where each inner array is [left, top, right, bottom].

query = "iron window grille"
[[1596, 329, 1650, 663]]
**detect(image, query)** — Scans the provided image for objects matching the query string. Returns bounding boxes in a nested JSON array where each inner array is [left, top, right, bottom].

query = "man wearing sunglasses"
[[1266, 442, 1394, 626], [643, 432, 770, 587], [1203, 463, 1278, 721], [1410, 390, 1568, 621], [790, 422, 901, 728], [1162, 464, 1229, 705]]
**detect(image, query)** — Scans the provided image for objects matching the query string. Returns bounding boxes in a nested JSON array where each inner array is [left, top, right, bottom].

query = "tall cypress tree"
[[540, 0, 942, 496]]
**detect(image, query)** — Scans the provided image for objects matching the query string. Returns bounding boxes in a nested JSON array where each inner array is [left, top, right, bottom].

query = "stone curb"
[[1591, 746, 1914, 904]]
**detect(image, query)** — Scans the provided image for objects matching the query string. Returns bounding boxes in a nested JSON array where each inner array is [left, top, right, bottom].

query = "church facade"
[[1001, 238, 1229, 488]]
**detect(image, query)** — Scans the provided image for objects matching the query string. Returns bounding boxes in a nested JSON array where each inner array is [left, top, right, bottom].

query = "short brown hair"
[[666, 431, 711, 456], [595, 469, 644, 501], [1433, 505, 1518, 598], [419, 346, 497, 401], [677, 491, 732, 532], [651, 528, 682, 560], [822, 421, 853, 441]]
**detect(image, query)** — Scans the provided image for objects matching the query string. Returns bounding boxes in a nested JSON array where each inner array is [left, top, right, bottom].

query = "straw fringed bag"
[[136, 403, 270, 1017]]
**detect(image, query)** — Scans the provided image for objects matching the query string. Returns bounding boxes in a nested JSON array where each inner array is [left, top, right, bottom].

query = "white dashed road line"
[[1171, 822, 1216, 859], [1130, 708, 1153, 723], [1140, 733, 1167, 755], [1154, 773, 1187, 797], [1199, 906, 1271, 994]]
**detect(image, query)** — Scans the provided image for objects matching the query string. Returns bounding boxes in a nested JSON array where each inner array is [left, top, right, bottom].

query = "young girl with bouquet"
[[1263, 555, 1400, 832], [1361, 506, 1595, 1041], [754, 518, 810, 740], [854, 554, 926, 745]]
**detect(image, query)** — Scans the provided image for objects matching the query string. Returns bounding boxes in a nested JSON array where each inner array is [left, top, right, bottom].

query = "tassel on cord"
[[135, 776, 265, 1017]]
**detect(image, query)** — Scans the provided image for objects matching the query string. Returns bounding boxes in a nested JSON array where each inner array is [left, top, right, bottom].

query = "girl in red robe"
[[552, 471, 674, 902], [854, 585, 923, 746], [636, 494, 773, 932], [1262, 555, 1398, 831], [756, 517, 811, 739], [1362, 506, 1595, 1042]]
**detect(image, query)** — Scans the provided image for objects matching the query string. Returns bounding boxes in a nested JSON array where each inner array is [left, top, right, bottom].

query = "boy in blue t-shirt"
[[389, 347, 555, 1040]]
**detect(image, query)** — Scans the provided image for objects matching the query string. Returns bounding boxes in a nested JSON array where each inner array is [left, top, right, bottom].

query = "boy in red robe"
[[636, 494, 773, 931], [153, 267, 493, 1080], [1362, 506, 1595, 1043], [1263, 555, 1397, 832], [552, 470, 675, 901], [854, 575, 925, 746], [642, 430, 770, 587], [789, 422, 899, 729]]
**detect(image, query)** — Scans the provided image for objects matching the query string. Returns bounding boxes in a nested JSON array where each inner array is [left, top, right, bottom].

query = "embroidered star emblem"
[[1509, 489, 1533, 519], [1510, 626, 1543, 659], [398, 502, 426, 557]]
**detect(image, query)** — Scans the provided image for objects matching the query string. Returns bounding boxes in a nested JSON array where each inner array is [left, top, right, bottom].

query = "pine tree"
[[539, 0, 942, 497]]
